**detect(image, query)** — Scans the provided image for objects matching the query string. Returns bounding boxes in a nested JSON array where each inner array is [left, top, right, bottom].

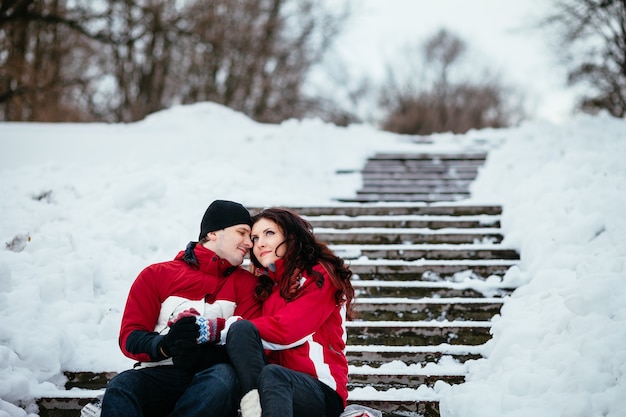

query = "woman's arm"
[[251, 267, 339, 347]]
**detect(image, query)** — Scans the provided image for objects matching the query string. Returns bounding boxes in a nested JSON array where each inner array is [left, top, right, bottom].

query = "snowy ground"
[[1, 103, 625, 417]]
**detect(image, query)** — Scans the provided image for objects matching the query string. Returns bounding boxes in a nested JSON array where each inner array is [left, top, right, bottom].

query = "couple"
[[100, 199, 355, 417]]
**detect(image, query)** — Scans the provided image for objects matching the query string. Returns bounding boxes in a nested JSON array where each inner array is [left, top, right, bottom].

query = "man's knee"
[[106, 369, 141, 391], [195, 363, 238, 391]]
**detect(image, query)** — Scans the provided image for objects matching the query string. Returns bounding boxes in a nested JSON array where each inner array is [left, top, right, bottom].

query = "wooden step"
[[365, 155, 486, 164], [341, 193, 469, 203], [39, 363, 453, 414], [362, 171, 480, 180], [369, 152, 487, 161], [313, 229, 504, 245], [362, 165, 481, 175], [348, 373, 464, 390], [365, 157, 486, 165], [347, 399, 440, 417], [347, 320, 493, 346], [334, 244, 519, 260], [358, 185, 471, 193], [364, 160, 484, 168], [37, 394, 441, 417], [64, 371, 117, 390], [353, 279, 514, 299], [349, 259, 516, 280], [346, 345, 483, 367], [264, 205, 502, 217], [362, 178, 473, 186], [308, 216, 501, 229], [38, 394, 102, 417], [355, 297, 505, 321]]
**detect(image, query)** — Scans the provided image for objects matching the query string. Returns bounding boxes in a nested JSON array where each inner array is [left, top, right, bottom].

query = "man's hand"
[[172, 344, 230, 372], [159, 316, 199, 357]]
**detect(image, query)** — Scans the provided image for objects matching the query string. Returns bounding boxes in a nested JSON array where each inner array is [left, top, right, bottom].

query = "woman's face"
[[251, 217, 286, 268]]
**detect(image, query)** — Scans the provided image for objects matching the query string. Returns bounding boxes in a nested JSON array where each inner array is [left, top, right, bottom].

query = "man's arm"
[[118, 265, 165, 362]]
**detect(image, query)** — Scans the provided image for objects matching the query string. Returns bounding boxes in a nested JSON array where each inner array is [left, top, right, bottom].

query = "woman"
[[225, 207, 355, 417]]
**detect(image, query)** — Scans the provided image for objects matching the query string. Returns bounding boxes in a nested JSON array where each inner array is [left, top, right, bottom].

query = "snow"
[[1, 102, 625, 417]]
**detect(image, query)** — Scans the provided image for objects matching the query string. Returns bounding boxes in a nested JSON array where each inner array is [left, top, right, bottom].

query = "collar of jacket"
[[175, 242, 237, 277], [263, 258, 286, 283]]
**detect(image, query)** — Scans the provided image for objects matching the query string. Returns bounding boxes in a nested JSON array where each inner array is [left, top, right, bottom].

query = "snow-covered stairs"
[[36, 153, 518, 417], [338, 153, 486, 203], [36, 203, 517, 417], [285, 202, 518, 416]]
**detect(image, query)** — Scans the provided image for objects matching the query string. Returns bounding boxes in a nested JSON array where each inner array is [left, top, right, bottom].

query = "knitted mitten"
[[196, 316, 226, 344], [240, 389, 262, 417]]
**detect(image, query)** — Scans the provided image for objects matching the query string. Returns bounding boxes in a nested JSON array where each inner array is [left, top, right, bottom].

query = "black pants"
[[226, 320, 343, 417]]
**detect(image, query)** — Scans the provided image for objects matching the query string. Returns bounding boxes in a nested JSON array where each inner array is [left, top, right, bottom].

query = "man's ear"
[[207, 230, 219, 241]]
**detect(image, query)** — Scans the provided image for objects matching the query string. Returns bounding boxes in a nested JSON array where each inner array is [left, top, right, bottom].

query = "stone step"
[[346, 320, 493, 346], [353, 279, 514, 299], [264, 205, 502, 217], [349, 259, 516, 280], [308, 215, 501, 229], [346, 345, 483, 367], [313, 229, 504, 244], [355, 297, 505, 321], [333, 244, 519, 260]]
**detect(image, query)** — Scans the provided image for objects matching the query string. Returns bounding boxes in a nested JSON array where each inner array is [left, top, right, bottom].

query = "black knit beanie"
[[198, 200, 252, 240]]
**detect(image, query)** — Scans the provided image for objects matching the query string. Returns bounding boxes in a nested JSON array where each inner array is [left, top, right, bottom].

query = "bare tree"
[[1, 0, 347, 123], [91, 0, 189, 122], [542, 0, 626, 117], [173, 0, 347, 123], [0, 0, 105, 121], [379, 29, 524, 135]]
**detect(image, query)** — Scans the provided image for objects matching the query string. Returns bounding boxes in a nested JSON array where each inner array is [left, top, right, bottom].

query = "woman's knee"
[[227, 319, 257, 340], [258, 364, 289, 386]]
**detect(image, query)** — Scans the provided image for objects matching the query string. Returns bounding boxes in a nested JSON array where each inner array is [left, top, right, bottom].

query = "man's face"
[[212, 224, 253, 266]]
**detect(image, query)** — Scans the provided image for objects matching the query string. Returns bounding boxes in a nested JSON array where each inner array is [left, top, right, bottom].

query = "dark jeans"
[[100, 363, 239, 417], [226, 320, 343, 417]]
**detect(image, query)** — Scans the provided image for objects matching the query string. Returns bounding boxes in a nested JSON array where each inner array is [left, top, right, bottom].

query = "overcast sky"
[[326, 0, 576, 123]]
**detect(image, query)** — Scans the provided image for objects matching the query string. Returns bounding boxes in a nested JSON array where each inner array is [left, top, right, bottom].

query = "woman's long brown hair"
[[250, 207, 356, 320]]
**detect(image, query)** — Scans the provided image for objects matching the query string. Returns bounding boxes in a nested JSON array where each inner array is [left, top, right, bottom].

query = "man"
[[99, 200, 261, 417]]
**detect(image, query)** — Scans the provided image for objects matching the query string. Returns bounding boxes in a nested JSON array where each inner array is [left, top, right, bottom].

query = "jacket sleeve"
[[250, 268, 338, 347], [118, 265, 167, 362], [232, 269, 262, 320]]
